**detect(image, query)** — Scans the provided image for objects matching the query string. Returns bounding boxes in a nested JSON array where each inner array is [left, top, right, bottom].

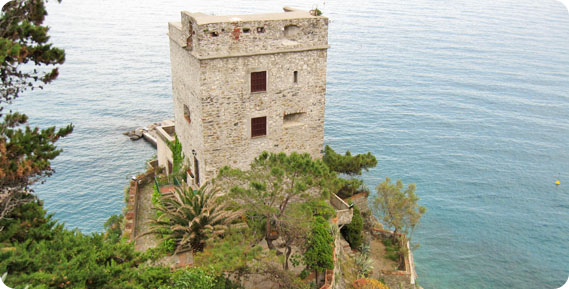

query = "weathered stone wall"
[[156, 125, 175, 174], [123, 170, 155, 241], [377, 272, 416, 289], [122, 180, 138, 240], [345, 192, 370, 214], [168, 8, 328, 183], [331, 193, 353, 226], [169, 28, 206, 185], [197, 50, 326, 180], [370, 229, 418, 289], [176, 10, 329, 59]]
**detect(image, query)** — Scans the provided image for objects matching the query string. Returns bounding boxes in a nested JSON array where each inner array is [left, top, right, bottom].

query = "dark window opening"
[[251, 116, 267, 137], [257, 27, 265, 33], [186, 168, 194, 183], [167, 160, 173, 175], [243, 28, 250, 33], [194, 156, 200, 186], [293, 71, 298, 83], [183, 104, 191, 124], [251, 71, 267, 92], [210, 31, 218, 37]]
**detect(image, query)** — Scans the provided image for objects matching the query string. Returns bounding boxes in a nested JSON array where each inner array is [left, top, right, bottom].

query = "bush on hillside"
[[0, 202, 172, 289], [341, 205, 364, 249]]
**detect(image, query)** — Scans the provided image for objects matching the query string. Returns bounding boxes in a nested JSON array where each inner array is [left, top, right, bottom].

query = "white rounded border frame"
[[0, 0, 566, 288]]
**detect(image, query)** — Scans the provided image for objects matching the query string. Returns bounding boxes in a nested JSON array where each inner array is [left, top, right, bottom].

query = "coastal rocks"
[[124, 129, 144, 140], [124, 121, 173, 146]]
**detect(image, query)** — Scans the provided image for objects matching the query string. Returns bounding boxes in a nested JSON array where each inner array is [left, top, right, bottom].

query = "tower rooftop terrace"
[[169, 7, 329, 59], [184, 7, 324, 25]]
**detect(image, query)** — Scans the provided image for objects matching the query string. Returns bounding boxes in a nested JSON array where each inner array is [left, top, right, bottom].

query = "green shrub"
[[0, 202, 171, 289], [0, 200, 57, 244], [322, 145, 377, 176], [166, 266, 240, 289], [104, 214, 123, 244], [336, 178, 367, 199], [159, 238, 176, 254], [170, 267, 216, 289], [304, 216, 334, 285], [299, 268, 309, 279], [299, 200, 336, 220], [382, 238, 401, 262], [152, 182, 161, 206], [341, 205, 364, 249]]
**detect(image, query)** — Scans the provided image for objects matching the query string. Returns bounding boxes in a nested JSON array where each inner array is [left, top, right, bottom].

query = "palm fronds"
[[150, 183, 241, 253]]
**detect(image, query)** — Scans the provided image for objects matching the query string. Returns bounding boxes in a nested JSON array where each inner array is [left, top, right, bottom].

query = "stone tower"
[[162, 7, 329, 186]]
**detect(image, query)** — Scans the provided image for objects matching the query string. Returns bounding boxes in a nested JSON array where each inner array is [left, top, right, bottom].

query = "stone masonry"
[[164, 7, 329, 185]]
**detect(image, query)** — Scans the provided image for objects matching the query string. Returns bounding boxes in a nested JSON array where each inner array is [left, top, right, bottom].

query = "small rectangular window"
[[293, 71, 298, 83], [257, 27, 265, 33], [251, 116, 267, 137], [183, 104, 191, 124], [251, 71, 266, 93]]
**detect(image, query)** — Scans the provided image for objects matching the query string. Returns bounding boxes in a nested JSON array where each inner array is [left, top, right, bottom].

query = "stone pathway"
[[370, 237, 399, 273], [134, 182, 159, 252]]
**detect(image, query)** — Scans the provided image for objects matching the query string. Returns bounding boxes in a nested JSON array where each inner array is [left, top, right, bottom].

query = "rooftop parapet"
[[168, 7, 329, 59]]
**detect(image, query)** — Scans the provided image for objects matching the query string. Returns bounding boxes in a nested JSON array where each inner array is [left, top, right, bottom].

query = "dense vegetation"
[[341, 205, 364, 249], [303, 216, 334, 284], [0, 201, 171, 288], [322, 145, 377, 198], [0, 0, 72, 225], [214, 151, 336, 272], [0, 200, 247, 289]]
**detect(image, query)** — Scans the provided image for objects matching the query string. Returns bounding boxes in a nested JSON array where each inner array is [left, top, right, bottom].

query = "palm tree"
[[152, 183, 239, 253]]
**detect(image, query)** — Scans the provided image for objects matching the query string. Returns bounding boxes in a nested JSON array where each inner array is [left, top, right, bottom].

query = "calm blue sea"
[[13, 0, 569, 288]]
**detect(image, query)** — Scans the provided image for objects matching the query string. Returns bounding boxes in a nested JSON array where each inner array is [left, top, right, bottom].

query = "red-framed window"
[[251, 116, 267, 137], [251, 71, 266, 92]]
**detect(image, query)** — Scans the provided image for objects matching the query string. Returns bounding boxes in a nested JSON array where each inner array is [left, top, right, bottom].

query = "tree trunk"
[[266, 236, 275, 249], [392, 228, 399, 242], [265, 218, 275, 250], [284, 245, 292, 270], [315, 269, 319, 287]]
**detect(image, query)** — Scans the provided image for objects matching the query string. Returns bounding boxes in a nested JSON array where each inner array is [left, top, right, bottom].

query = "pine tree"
[[215, 151, 335, 265], [0, 0, 72, 225], [322, 145, 377, 176], [0, 0, 65, 103], [322, 145, 378, 199]]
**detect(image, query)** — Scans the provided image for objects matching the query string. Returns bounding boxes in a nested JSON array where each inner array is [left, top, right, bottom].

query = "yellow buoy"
[[555, 180, 560, 186]]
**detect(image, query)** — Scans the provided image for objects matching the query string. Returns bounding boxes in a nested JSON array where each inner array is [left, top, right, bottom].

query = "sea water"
[[14, 0, 569, 288]]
